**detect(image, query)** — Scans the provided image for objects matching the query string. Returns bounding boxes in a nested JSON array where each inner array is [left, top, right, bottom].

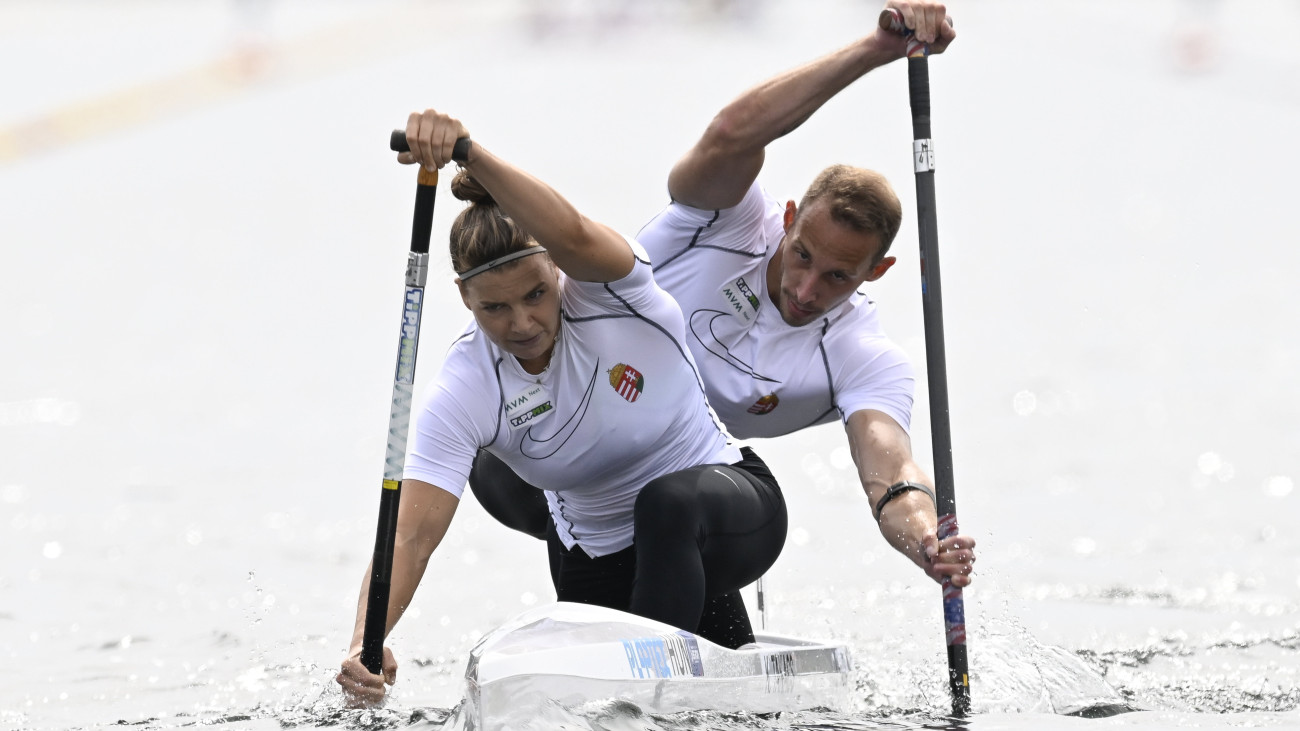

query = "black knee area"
[[468, 450, 551, 540], [634, 476, 701, 539]]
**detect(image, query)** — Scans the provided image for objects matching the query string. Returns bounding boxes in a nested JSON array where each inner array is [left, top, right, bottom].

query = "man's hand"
[[336, 647, 398, 708], [879, 0, 956, 55], [921, 532, 976, 587]]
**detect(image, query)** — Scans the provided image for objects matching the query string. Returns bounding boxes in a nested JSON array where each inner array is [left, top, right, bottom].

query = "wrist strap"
[[873, 480, 937, 522]]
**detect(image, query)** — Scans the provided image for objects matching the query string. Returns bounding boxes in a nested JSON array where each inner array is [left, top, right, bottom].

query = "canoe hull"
[[463, 602, 853, 730]]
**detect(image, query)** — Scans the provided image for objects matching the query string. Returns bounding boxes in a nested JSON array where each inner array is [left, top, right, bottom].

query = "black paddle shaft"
[[359, 134, 439, 676], [879, 7, 971, 717], [908, 52, 971, 719]]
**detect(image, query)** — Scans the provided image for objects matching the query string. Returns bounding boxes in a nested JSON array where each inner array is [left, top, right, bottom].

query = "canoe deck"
[[463, 602, 853, 730]]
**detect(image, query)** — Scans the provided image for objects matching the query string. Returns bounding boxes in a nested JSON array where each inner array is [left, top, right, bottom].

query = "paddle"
[[880, 7, 971, 717], [358, 131, 439, 675]]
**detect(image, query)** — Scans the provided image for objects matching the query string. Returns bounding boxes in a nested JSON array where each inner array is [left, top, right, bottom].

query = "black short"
[[472, 447, 787, 648]]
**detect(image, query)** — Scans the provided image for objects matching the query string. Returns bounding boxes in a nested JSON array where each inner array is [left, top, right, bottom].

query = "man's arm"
[[336, 479, 460, 707], [845, 409, 974, 586], [667, 0, 954, 210]]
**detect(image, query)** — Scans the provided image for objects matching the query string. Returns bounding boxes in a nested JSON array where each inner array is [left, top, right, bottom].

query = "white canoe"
[[461, 602, 853, 730]]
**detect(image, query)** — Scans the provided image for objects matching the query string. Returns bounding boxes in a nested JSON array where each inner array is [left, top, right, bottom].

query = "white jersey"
[[636, 182, 914, 440], [404, 238, 740, 557]]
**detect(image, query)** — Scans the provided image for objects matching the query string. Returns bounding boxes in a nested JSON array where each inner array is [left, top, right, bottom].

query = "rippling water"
[[2, 0, 1298, 729]]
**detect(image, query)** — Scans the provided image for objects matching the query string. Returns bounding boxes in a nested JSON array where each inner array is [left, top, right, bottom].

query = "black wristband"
[[872, 480, 937, 522]]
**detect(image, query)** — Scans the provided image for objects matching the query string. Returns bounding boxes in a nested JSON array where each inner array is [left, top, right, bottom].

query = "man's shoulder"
[[820, 295, 901, 353]]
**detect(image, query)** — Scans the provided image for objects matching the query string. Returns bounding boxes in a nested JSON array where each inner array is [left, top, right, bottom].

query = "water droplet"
[[1263, 475, 1294, 498], [1197, 451, 1223, 475], [1012, 390, 1037, 416], [1, 484, 26, 505], [42, 542, 62, 559], [1071, 537, 1097, 555], [1215, 461, 1235, 482]]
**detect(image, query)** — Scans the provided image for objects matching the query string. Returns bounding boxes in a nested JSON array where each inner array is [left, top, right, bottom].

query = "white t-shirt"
[[404, 238, 740, 557], [636, 182, 914, 440]]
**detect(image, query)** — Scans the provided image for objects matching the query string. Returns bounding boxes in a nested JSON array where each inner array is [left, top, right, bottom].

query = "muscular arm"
[[402, 111, 633, 284], [346, 479, 460, 655], [845, 409, 973, 586], [337, 479, 460, 706], [667, 1, 954, 210]]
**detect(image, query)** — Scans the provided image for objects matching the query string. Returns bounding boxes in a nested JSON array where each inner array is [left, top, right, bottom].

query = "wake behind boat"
[[461, 602, 853, 730]]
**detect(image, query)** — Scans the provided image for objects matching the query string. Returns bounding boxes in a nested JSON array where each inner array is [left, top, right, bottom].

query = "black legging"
[[469, 447, 787, 648], [469, 450, 552, 540]]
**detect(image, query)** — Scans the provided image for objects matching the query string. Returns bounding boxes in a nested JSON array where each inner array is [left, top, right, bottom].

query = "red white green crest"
[[608, 363, 644, 403]]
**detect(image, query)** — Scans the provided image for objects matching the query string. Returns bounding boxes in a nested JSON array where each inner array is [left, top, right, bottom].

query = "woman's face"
[[458, 254, 562, 375]]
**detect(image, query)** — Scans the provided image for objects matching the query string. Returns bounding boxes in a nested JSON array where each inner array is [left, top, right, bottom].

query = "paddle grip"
[[390, 129, 472, 163]]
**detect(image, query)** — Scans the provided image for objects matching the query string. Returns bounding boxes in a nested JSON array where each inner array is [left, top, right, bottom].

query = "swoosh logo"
[[688, 309, 779, 384], [520, 361, 600, 459]]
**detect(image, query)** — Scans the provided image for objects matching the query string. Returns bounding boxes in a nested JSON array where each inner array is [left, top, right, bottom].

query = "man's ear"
[[783, 200, 797, 231], [864, 256, 896, 282]]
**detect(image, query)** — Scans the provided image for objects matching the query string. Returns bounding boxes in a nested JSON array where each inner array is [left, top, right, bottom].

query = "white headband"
[[457, 246, 548, 281]]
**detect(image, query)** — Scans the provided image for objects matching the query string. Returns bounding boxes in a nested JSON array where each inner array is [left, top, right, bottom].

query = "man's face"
[[459, 255, 562, 373], [771, 200, 895, 327]]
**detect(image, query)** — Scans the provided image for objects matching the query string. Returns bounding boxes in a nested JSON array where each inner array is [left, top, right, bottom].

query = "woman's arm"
[[401, 109, 634, 284], [337, 479, 460, 707]]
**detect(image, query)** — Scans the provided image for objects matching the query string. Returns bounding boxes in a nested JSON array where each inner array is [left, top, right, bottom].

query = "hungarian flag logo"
[[747, 393, 779, 415], [608, 363, 644, 403]]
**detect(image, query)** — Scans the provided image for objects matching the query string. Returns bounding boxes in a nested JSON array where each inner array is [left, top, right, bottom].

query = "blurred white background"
[[2, 0, 1298, 727]]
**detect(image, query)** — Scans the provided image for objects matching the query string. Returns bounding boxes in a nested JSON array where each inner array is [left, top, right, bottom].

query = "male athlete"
[[635, 0, 976, 588], [471, 0, 975, 598]]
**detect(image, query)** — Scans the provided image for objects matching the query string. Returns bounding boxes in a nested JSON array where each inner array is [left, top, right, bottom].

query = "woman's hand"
[[336, 646, 398, 708], [400, 108, 471, 171]]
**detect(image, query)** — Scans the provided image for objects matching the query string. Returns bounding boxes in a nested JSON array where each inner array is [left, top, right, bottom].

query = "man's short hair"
[[798, 165, 903, 262]]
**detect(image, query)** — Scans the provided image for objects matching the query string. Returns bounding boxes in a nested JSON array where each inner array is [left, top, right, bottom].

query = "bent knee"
[[635, 476, 701, 530]]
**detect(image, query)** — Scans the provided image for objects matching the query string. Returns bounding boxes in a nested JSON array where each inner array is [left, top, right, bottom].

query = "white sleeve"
[[637, 181, 775, 264], [832, 335, 915, 434], [563, 236, 661, 315], [402, 347, 497, 497]]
